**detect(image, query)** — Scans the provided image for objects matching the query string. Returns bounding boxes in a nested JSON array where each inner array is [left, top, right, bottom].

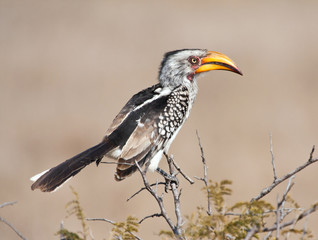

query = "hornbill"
[[31, 49, 242, 192]]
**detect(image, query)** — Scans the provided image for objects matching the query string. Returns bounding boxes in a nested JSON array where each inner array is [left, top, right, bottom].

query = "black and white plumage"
[[31, 49, 242, 192]]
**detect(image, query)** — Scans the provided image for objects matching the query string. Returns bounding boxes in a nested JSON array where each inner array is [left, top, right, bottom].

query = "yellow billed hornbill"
[[31, 49, 242, 192]]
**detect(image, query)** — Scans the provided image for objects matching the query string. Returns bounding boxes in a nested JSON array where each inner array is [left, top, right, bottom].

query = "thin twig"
[[128, 231, 143, 240], [244, 203, 318, 237], [244, 225, 258, 240], [309, 145, 315, 161], [262, 203, 318, 232], [270, 133, 278, 181], [0, 217, 27, 240], [100, 161, 134, 166], [224, 209, 298, 217], [134, 160, 178, 237], [60, 220, 64, 240], [278, 176, 295, 221], [0, 201, 17, 208], [276, 194, 280, 240], [196, 130, 212, 215], [166, 155, 184, 237], [127, 182, 166, 202], [251, 146, 317, 202], [0, 201, 27, 240], [86, 218, 115, 224], [171, 156, 194, 184], [301, 216, 309, 240], [273, 175, 296, 240], [138, 213, 162, 224], [263, 231, 272, 240]]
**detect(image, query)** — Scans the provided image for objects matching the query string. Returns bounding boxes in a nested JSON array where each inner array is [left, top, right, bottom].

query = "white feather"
[[148, 150, 163, 172], [107, 148, 122, 159], [134, 87, 171, 111], [30, 169, 49, 182]]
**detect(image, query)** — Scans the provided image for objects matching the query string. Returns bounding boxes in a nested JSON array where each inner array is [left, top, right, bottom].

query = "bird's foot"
[[156, 167, 179, 192], [164, 174, 179, 193]]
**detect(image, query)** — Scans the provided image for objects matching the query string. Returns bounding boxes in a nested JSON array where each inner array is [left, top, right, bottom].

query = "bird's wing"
[[104, 84, 172, 180], [119, 117, 158, 160], [114, 116, 163, 177], [105, 83, 163, 136]]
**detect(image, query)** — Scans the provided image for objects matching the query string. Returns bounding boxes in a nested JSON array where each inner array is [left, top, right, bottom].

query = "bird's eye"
[[189, 56, 199, 65]]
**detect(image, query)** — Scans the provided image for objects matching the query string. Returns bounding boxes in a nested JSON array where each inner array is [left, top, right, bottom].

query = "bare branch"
[[243, 203, 318, 238], [0, 201, 17, 208], [100, 161, 134, 166], [170, 156, 194, 184], [251, 146, 317, 202], [134, 160, 178, 237], [301, 216, 309, 240], [128, 231, 143, 240], [165, 155, 184, 237], [0, 201, 27, 240], [270, 133, 278, 181], [138, 213, 162, 224], [196, 130, 212, 215], [127, 182, 166, 202], [278, 176, 295, 222], [263, 231, 273, 240], [272, 175, 296, 240], [281, 176, 295, 206], [0, 216, 27, 240], [275, 194, 280, 239], [242, 144, 318, 238], [86, 218, 115, 224], [309, 145, 315, 161], [262, 203, 318, 232], [59, 220, 65, 240], [244, 226, 258, 240]]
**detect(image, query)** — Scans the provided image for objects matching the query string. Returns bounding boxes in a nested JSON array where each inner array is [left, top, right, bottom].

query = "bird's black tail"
[[31, 138, 116, 192]]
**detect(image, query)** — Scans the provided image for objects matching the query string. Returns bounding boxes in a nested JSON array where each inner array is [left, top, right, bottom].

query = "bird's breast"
[[156, 86, 192, 141]]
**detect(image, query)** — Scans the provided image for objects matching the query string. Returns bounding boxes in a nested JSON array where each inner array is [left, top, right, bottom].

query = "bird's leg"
[[156, 167, 177, 181], [156, 167, 179, 192]]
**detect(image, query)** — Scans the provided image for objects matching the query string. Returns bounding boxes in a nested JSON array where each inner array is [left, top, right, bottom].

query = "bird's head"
[[159, 49, 242, 89]]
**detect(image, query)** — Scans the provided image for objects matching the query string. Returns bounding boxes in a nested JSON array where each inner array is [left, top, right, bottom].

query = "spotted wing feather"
[[108, 92, 170, 180]]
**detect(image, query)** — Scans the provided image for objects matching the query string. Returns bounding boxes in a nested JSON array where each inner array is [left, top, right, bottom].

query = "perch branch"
[[134, 160, 179, 238], [165, 154, 184, 235]]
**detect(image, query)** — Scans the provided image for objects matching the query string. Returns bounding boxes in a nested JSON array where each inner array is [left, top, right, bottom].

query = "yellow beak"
[[195, 51, 242, 75]]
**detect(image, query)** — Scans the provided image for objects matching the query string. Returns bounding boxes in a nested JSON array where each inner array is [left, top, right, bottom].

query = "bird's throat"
[[187, 73, 194, 81]]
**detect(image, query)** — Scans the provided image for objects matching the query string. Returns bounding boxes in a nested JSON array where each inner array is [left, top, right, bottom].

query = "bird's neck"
[[182, 78, 198, 105], [160, 75, 198, 99]]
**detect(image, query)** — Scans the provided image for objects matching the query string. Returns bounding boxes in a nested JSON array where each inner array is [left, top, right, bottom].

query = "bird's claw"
[[156, 167, 179, 192], [164, 173, 179, 193]]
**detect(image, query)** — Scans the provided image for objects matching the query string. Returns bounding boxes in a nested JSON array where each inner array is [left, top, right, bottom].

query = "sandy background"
[[1, 0, 318, 239]]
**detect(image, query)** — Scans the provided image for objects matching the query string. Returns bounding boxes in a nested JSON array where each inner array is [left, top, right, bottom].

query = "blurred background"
[[1, 0, 318, 239]]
